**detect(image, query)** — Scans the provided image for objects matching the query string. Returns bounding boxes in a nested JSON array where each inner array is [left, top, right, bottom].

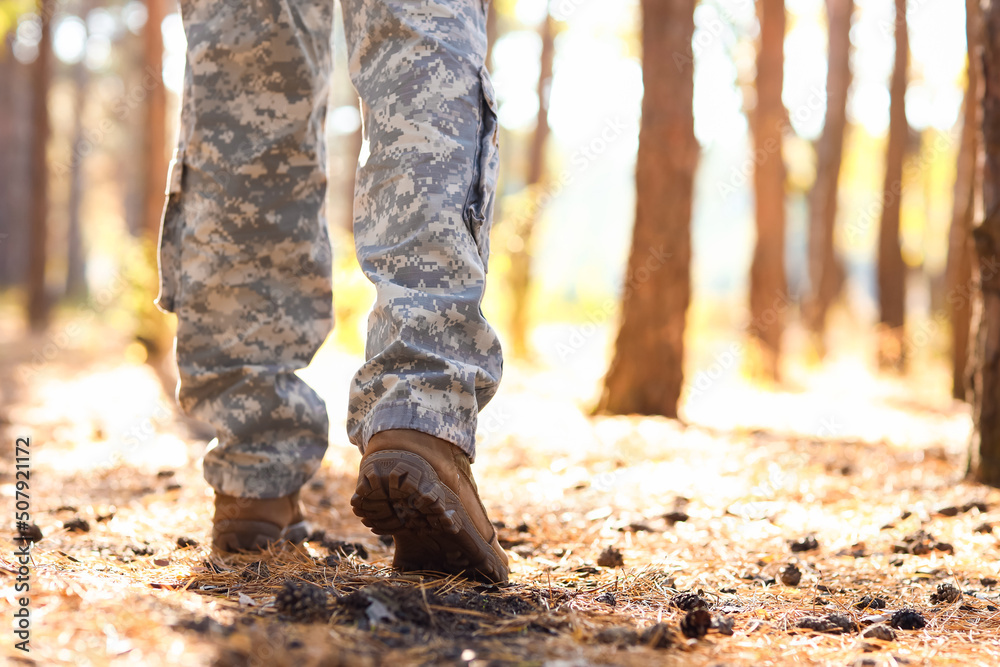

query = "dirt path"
[[2, 323, 999, 666]]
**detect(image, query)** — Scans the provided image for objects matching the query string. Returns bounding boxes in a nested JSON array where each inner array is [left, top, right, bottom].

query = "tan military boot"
[[351, 429, 509, 583], [212, 491, 309, 553]]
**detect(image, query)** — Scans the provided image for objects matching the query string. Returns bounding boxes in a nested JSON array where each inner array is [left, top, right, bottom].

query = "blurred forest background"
[[1, 0, 998, 481], [7, 2, 1000, 664]]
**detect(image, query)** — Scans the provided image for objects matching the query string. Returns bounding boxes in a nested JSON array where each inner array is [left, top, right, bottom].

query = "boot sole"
[[351, 451, 507, 583]]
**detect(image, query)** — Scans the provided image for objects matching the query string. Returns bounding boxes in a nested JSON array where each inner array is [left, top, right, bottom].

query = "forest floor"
[[1, 315, 999, 667]]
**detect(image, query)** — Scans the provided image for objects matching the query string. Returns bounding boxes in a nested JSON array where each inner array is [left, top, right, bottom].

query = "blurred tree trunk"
[[142, 0, 168, 240], [748, 0, 787, 381], [0, 37, 11, 285], [27, 0, 55, 332], [137, 0, 175, 376], [524, 11, 553, 208], [486, 0, 505, 233], [804, 0, 853, 349], [971, 0, 1000, 486], [0, 34, 32, 288], [121, 32, 145, 236], [507, 6, 554, 359], [66, 57, 89, 301], [876, 0, 909, 370], [599, 0, 696, 417], [947, 0, 982, 401]]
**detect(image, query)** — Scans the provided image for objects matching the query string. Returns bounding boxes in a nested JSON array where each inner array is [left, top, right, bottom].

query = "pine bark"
[[26, 0, 55, 331], [947, 0, 982, 401], [749, 0, 788, 380], [599, 0, 696, 417], [971, 0, 1000, 486], [804, 0, 853, 346], [876, 0, 909, 370]]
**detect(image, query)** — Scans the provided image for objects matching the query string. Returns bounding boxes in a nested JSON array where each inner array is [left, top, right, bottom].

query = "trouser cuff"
[[202, 438, 327, 499], [354, 400, 477, 461]]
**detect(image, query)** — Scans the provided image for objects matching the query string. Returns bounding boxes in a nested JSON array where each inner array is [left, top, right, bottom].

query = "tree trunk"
[[598, 0, 696, 417], [971, 0, 1000, 487], [0, 34, 32, 288], [136, 0, 176, 376], [0, 37, 12, 286], [876, 0, 909, 370], [142, 0, 168, 240], [484, 0, 504, 237], [26, 0, 55, 332], [66, 57, 89, 301], [507, 6, 554, 359], [947, 0, 982, 401], [804, 0, 853, 348], [748, 0, 788, 381], [524, 12, 553, 190]]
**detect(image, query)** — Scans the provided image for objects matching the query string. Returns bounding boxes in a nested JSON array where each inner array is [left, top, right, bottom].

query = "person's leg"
[[342, 0, 503, 456], [158, 0, 334, 518], [341, 0, 507, 582]]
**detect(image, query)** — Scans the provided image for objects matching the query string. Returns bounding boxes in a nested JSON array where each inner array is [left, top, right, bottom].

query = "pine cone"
[[796, 613, 857, 634], [789, 535, 819, 552], [275, 581, 329, 621], [854, 595, 887, 610], [597, 546, 624, 568], [63, 517, 90, 533], [680, 608, 712, 638], [779, 563, 802, 586], [929, 583, 961, 605], [15, 522, 44, 543], [889, 608, 927, 630], [671, 591, 709, 611]]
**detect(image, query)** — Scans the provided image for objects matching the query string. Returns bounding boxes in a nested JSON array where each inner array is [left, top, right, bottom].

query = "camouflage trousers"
[[157, 0, 503, 498]]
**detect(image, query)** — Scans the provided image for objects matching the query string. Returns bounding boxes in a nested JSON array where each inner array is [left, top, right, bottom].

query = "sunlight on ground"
[[26, 363, 189, 473], [2, 314, 998, 666]]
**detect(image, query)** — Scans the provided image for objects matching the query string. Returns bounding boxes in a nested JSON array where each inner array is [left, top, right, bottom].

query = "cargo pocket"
[[463, 67, 500, 271], [155, 151, 185, 314]]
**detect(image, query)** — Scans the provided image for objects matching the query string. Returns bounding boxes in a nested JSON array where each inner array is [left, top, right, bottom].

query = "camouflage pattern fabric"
[[157, 0, 502, 499]]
